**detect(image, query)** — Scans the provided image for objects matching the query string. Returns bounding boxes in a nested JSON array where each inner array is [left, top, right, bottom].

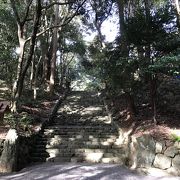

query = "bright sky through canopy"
[[84, 12, 119, 43]]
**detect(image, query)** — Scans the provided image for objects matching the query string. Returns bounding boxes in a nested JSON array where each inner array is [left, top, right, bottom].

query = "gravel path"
[[0, 163, 179, 180]]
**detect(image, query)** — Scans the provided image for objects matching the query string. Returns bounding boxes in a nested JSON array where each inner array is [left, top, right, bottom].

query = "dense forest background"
[[0, 0, 179, 133]]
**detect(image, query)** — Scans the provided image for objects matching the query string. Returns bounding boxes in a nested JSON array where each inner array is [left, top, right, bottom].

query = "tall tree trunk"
[[150, 74, 157, 124], [116, 0, 128, 56], [11, 0, 42, 112], [49, 1, 59, 95], [117, 0, 136, 118], [34, 56, 42, 100], [144, 0, 157, 124], [44, 40, 53, 84], [30, 55, 35, 89], [125, 92, 136, 120], [13, 24, 26, 101]]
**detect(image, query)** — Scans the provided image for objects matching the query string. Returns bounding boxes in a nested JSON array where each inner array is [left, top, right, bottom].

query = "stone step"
[[35, 139, 117, 147], [37, 133, 119, 142], [43, 132, 118, 137], [44, 125, 116, 130], [47, 156, 124, 164], [51, 121, 111, 125], [31, 157, 47, 162], [51, 123, 110, 126], [31, 152, 50, 158], [31, 145, 124, 154], [31, 156, 71, 163], [36, 135, 118, 142], [44, 130, 117, 134], [31, 151, 124, 162], [35, 141, 118, 148], [35, 143, 112, 148], [35, 141, 118, 149], [47, 157, 71, 162], [32, 147, 125, 155], [43, 131, 117, 135]]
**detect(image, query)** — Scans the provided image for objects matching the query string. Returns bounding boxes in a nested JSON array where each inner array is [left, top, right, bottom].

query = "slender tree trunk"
[[44, 39, 53, 84], [144, 0, 157, 124], [116, 0, 128, 56], [30, 55, 35, 89], [150, 74, 157, 124], [49, 1, 59, 95], [34, 56, 42, 100], [11, 0, 42, 112], [18, 0, 41, 96], [117, 0, 136, 118], [124, 92, 136, 121], [13, 24, 25, 99], [60, 64, 66, 90], [12, 24, 26, 112], [94, 14, 105, 49]]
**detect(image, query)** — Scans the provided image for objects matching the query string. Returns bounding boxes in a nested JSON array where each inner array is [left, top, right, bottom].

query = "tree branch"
[[25, 0, 87, 42], [42, 0, 76, 10], [10, 0, 21, 25], [22, 0, 34, 26]]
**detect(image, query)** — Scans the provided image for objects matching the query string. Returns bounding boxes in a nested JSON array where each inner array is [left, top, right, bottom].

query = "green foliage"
[[0, 1, 18, 87], [126, 2, 175, 46], [85, 0, 179, 112], [148, 53, 180, 75], [86, 80, 102, 91], [171, 134, 180, 142], [4, 112, 33, 129], [59, 22, 86, 56], [19, 113, 33, 127]]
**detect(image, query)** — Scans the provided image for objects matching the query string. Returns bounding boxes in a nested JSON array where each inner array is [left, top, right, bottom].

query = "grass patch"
[[171, 134, 180, 142]]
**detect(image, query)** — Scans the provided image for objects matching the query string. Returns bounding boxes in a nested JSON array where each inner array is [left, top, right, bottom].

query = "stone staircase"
[[31, 91, 126, 164]]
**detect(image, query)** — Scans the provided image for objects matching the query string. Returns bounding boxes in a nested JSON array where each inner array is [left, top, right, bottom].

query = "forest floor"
[[109, 95, 180, 142], [0, 80, 179, 142], [0, 81, 59, 139]]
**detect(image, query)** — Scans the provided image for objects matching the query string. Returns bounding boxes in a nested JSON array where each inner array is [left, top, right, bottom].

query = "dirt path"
[[0, 163, 179, 180]]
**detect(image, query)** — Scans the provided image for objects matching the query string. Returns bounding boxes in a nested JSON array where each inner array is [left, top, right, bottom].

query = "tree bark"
[[49, 1, 59, 95], [117, 0, 136, 119], [11, 0, 42, 112], [144, 0, 157, 124], [34, 56, 42, 100], [125, 92, 136, 120], [116, 0, 128, 56], [150, 75, 157, 124], [30, 54, 35, 89]]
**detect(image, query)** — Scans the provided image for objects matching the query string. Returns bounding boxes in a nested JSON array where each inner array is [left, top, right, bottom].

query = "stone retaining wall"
[[0, 129, 38, 173], [128, 134, 180, 176]]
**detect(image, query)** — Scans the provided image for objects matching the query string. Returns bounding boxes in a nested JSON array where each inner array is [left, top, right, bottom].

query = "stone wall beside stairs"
[[0, 129, 38, 173], [127, 134, 180, 176]]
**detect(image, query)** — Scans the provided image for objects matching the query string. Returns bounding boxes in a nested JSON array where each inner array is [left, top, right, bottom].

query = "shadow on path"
[[0, 163, 179, 180]]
